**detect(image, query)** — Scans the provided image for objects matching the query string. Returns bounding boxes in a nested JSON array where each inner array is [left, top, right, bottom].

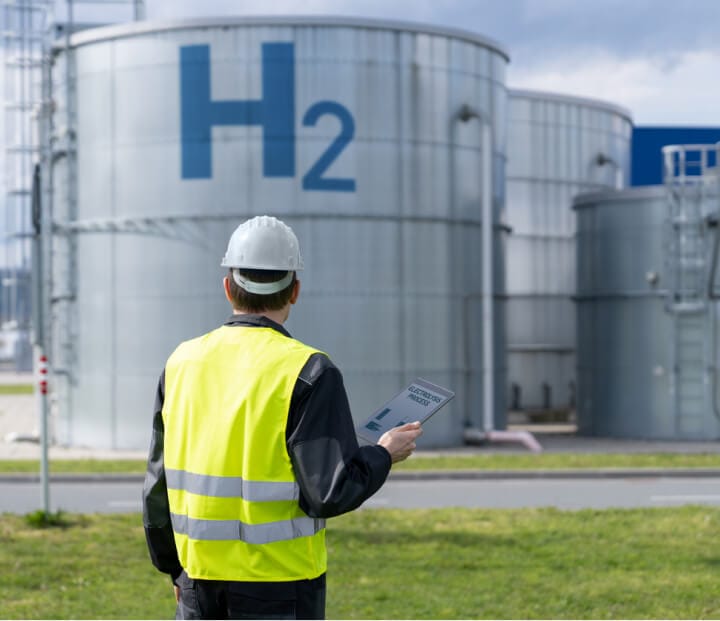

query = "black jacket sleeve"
[[142, 370, 183, 582], [287, 354, 392, 519]]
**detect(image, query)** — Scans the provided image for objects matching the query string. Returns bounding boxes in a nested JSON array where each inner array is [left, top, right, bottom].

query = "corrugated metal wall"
[[505, 90, 632, 414]]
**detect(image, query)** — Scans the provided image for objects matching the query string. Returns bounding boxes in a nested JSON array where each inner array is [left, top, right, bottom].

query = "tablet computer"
[[356, 378, 455, 444]]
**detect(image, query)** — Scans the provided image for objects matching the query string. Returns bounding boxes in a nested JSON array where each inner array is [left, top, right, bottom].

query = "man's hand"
[[378, 421, 423, 464], [174, 585, 180, 603]]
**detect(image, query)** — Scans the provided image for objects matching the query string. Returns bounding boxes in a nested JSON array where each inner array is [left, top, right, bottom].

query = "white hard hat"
[[221, 216, 303, 294], [222, 216, 303, 271]]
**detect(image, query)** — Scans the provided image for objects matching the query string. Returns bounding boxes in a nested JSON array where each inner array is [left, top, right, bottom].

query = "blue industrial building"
[[632, 127, 720, 186]]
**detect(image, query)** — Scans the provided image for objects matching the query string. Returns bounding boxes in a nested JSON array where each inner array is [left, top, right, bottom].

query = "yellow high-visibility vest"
[[162, 324, 326, 581]]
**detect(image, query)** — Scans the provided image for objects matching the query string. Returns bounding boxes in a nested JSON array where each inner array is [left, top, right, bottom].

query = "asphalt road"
[[2, 476, 720, 514], [364, 477, 720, 510]]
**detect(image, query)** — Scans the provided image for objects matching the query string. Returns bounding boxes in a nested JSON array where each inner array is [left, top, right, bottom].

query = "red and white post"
[[35, 346, 50, 513]]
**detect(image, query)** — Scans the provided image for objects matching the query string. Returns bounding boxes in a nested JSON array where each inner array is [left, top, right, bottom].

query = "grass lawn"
[[0, 452, 719, 474], [1, 506, 718, 619], [0, 384, 34, 395], [397, 452, 720, 471], [0, 460, 148, 474]]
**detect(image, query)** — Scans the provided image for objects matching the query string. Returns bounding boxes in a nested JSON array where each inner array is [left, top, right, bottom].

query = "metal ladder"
[[672, 313, 708, 436], [663, 144, 720, 436], [43, 1, 144, 446], [1, 0, 52, 369]]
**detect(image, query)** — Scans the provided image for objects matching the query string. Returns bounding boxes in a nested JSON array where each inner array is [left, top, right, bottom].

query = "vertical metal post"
[[66, 0, 73, 43], [35, 345, 50, 512], [4, 0, 53, 507], [133, 0, 145, 21], [38, 17, 54, 514], [61, 0, 78, 441]]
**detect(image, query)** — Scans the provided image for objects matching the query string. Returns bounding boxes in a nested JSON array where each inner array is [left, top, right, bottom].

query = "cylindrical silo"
[[505, 89, 632, 417], [47, 17, 510, 448], [574, 185, 720, 439]]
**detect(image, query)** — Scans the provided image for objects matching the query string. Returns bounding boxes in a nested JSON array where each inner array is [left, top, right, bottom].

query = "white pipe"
[[480, 122, 494, 432], [454, 106, 541, 453], [464, 428, 543, 453], [455, 105, 495, 433]]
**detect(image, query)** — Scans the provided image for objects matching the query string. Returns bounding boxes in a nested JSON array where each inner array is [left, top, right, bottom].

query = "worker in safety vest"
[[142, 215, 422, 620]]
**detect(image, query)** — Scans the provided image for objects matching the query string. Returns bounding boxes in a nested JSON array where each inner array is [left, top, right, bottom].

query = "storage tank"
[[47, 17, 510, 448], [574, 183, 720, 439], [505, 89, 632, 417]]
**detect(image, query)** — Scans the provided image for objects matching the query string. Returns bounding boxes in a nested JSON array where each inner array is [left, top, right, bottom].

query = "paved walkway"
[[461, 426, 720, 455], [0, 389, 146, 460], [1, 380, 719, 461]]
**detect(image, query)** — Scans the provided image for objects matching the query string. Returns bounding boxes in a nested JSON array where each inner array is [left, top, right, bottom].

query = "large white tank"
[[47, 17, 510, 448], [505, 89, 632, 414], [574, 184, 720, 440]]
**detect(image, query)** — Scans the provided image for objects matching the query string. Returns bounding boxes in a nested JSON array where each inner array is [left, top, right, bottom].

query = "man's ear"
[[223, 276, 233, 304], [290, 278, 301, 305]]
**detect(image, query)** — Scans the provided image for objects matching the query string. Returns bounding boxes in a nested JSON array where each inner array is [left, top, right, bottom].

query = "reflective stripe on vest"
[[170, 512, 326, 545], [166, 468, 299, 502]]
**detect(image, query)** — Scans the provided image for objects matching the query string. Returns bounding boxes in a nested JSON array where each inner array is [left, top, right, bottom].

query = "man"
[[143, 215, 423, 620]]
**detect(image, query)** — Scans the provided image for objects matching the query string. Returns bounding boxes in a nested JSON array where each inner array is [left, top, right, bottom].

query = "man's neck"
[[232, 307, 289, 325]]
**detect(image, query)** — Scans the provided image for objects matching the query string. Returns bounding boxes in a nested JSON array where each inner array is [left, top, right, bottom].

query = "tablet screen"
[[356, 378, 455, 444]]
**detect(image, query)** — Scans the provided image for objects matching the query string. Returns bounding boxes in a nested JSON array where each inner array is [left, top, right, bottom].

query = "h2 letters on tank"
[[179, 42, 356, 192]]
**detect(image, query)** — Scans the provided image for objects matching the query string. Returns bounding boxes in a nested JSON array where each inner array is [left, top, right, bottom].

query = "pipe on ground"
[[464, 428, 543, 453]]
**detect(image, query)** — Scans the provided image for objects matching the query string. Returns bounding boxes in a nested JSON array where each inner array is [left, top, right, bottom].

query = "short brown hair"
[[227, 269, 296, 313]]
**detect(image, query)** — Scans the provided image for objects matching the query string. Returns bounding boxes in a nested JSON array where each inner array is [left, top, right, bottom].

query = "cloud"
[[142, 0, 720, 126], [144, 0, 720, 65], [4, 1, 719, 131], [510, 48, 720, 125], [472, 0, 720, 67]]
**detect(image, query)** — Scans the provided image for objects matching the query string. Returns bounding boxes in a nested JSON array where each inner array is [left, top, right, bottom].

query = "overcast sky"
[[101, 0, 720, 126], [4, 0, 714, 206], [1, 1, 716, 252]]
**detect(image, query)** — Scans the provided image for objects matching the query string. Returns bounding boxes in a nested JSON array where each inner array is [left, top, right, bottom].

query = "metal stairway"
[[663, 144, 720, 437], [1, 0, 52, 369], [672, 314, 708, 436]]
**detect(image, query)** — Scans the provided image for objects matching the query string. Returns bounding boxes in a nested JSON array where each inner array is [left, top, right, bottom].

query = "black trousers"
[[175, 571, 326, 620]]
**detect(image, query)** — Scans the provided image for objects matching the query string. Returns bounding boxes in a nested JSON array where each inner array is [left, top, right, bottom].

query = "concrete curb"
[[2, 468, 720, 483], [389, 468, 720, 480]]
